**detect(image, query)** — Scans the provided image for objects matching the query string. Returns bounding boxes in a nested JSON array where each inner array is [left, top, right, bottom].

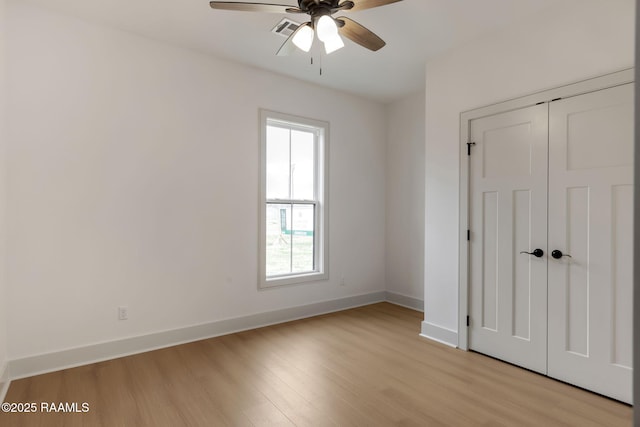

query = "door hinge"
[[467, 230, 470, 241], [467, 142, 476, 156], [551, 97, 562, 102], [466, 315, 470, 327]]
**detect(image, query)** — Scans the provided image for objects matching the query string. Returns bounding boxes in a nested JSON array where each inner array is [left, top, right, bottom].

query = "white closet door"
[[547, 83, 634, 404], [468, 104, 549, 374]]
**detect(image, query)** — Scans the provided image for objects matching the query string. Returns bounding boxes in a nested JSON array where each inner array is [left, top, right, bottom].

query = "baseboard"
[[385, 291, 423, 312], [8, 291, 387, 380], [0, 363, 9, 403], [420, 321, 458, 348]]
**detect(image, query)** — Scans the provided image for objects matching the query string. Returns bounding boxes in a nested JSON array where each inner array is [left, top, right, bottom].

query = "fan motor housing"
[[298, 0, 354, 16], [298, 0, 336, 10]]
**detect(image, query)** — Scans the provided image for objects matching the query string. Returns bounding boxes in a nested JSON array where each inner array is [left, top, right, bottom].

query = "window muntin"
[[260, 111, 328, 288]]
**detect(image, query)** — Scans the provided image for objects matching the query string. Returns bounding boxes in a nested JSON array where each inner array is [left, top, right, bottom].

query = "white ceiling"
[[21, 0, 573, 103]]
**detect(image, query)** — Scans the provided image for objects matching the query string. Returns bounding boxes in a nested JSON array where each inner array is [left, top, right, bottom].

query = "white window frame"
[[259, 109, 329, 288]]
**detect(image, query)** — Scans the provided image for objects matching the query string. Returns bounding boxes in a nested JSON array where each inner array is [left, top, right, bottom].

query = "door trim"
[[457, 68, 634, 350]]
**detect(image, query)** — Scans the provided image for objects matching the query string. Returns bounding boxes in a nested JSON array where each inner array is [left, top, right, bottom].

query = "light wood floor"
[[0, 303, 632, 426]]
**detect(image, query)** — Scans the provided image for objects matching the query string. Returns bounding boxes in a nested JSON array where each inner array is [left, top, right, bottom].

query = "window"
[[259, 110, 328, 288]]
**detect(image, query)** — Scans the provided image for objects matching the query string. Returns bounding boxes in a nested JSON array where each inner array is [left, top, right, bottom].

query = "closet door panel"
[[547, 83, 634, 404], [468, 103, 549, 374]]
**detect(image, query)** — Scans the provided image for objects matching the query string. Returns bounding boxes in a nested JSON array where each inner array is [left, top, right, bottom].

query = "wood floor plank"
[[0, 303, 632, 426]]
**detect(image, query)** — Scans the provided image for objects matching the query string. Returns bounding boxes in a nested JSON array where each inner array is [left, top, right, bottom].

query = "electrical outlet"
[[118, 306, 128, 321]]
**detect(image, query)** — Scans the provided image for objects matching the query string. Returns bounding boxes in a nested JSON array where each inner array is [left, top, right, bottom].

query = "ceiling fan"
[[209, 0, 403, 56]]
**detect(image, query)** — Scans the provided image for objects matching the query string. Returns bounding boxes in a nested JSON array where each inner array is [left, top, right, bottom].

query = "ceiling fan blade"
[[209, 2, 304, 13], [344, 0, 402, 12], [276, 22, 310, 56], [336, 17, 385, 51]]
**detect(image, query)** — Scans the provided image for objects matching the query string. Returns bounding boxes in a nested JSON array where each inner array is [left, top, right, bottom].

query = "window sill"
[[260, 271, 329, 289]]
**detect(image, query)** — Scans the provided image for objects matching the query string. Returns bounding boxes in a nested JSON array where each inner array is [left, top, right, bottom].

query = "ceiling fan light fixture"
[[316, 15, 338, 42], [209, 0, 397, 56], [323, 34, 344, 54], [292, 25, 314, 52]]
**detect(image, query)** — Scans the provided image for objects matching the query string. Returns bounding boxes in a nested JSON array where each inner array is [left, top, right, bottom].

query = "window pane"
[[266, 203, 291, 276], [266, 126, 290, 199], [290, 130, 315, 200], [291, 204, 315, 273], [266, 203, 315, 277]]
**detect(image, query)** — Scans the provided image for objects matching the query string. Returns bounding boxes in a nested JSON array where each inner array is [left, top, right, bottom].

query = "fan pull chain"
[[309, 56, 321, 76], [309, 49, 323, 76]]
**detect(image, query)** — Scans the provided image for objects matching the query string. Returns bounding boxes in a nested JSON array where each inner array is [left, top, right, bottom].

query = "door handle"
[[520, 249, 544, 258], [551, 250, 572, 259]]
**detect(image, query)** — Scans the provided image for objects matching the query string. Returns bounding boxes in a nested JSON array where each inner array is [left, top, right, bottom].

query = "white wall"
[[424, 0, 635, 340], [5, 2, 387, 360], [0, 0, 8, 387], [385, 92, 425, 303]]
